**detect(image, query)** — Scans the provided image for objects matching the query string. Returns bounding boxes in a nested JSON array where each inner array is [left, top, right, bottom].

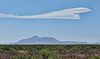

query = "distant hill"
[[13, 36, 87, 44]]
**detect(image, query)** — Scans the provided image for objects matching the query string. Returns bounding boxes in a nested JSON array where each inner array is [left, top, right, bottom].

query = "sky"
[[0, 0, 100, 43]]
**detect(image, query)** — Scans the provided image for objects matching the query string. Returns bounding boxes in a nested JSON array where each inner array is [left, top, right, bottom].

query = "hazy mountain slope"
[[14, 36, 87, 44]]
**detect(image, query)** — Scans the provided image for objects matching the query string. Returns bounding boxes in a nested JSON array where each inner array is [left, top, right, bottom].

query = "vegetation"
[[0, 45, 100, 59], [89, 55, 100, 59]]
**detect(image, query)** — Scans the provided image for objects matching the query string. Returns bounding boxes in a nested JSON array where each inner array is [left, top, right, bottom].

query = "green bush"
[[39, 49, 57, 59], [11, 53, 30, 59], [89, 55, 100, 59], [11, 53, 37, 59]]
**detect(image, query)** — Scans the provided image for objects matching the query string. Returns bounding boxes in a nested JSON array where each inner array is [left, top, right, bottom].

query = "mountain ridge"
[[14, 36, 88, 44]]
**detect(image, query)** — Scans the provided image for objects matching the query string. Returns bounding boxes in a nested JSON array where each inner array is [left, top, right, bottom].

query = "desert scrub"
[[39, 49, 58, 59], [89, 55, 100, 59], [11, 53, 37, 59]]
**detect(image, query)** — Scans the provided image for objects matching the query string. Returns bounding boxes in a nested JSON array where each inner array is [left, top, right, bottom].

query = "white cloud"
[[0, 7, 91, 19]]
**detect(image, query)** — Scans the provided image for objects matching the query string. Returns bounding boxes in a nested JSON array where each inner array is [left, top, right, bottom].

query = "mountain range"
[[13, 36, 88, 44]]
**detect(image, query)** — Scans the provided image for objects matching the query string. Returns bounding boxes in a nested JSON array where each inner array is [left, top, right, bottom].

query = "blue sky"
[[0, 0, 100, 43]]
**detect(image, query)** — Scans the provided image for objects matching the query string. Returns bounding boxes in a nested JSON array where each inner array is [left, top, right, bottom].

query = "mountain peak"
[[30, 35, 39, 38]]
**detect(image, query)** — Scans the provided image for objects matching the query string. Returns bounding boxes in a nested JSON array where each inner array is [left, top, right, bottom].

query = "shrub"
[[89, 55, 100, 59], [39, 49, 57, 59]]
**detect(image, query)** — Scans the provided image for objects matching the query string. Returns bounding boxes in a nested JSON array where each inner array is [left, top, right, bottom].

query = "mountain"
[[15, 36, 60, 44], [13, 36, 87, 44]]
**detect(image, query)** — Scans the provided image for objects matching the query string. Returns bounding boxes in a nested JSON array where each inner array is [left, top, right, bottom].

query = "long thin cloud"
[[0, 7, 91, 19]]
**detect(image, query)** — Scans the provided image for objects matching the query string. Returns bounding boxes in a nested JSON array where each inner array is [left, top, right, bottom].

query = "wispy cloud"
[[0, 7, 91, 19]]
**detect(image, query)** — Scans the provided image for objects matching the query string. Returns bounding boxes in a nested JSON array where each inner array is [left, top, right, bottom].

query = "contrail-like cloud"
[[0, 7, 91, 19]]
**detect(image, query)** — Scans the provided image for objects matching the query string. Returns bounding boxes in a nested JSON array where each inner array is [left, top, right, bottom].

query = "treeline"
[[0, 45, 100, 59]]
